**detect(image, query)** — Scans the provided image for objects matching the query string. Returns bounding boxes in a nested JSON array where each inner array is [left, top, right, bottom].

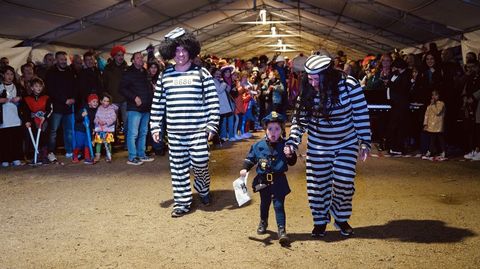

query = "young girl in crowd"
[[239, 71, 253, 139], [220, 64, 238, 141], [0, 66, 24, 167], [24, 77, 52, 164], [73, 94, 98, 164], [93, 93, 117, 162], [239, 111, 297, 245], [233, 70, 246, 140], [422, 90, 447, 161]]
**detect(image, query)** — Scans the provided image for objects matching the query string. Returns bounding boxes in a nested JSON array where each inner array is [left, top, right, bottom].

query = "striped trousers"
[[168, 132, 211, 212], [305, 143, 359, 225]]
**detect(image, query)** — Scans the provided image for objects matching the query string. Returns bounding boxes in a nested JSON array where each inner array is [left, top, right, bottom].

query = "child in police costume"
[[239, 111, 297, 244]]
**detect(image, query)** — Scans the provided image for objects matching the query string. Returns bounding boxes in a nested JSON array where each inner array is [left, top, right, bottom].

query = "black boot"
[[334, 221, 354, 236], [257, 219, 268, 235], [311, 224, 327, 238], [278, 226, 289, 244]]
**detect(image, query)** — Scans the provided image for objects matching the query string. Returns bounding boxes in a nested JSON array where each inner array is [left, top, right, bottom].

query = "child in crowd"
[[73, 94, 98, 164], [239, 71, 253, 139], [24, 78, 52, 164], [0, 66, 24, 167], [94, 93, 117, 162], [239, 111, 297, 245], [422, 90, 447, 161]]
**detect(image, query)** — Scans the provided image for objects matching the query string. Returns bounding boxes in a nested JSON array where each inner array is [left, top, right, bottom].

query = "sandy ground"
[[1, 131, 479, 269]]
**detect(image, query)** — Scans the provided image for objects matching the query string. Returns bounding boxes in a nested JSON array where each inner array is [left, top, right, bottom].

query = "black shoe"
[[278, 226, 289, 244], [257, 220, 268, 235], [311, 224, 327, 238], [334, 221, 354, 236], [171, 208, 188, 218], [200, 194, 211, 206]]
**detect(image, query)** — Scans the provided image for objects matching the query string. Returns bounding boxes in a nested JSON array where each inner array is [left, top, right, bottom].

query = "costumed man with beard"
[[285, 54, 371, 237], [150, 27, 220, 217]]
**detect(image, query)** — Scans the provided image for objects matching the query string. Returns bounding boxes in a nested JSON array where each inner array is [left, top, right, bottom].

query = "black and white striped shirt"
[[150, 65, 220, 135], [287, 76, 371, 150]]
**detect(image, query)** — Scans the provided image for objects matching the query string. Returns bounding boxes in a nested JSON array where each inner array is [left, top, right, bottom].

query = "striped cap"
[[164, 27, 185, 40], [304, 55, 331, 74]]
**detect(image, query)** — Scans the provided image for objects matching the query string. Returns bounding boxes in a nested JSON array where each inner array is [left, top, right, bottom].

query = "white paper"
[[233, 172, 251, 207]]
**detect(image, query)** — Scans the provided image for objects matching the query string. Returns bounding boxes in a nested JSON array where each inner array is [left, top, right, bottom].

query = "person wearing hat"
[[150, 27, 220, 217], [285, 54, 371, 237], [72, 93, 99, 164], [103, 45, 128, 149], [385, 58, 412, 156], [239, 111, 297, 245]]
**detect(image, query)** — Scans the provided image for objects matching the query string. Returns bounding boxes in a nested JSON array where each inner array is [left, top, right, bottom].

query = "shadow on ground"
[[288, 219, 476, 244], [159, 189, 251, 213]]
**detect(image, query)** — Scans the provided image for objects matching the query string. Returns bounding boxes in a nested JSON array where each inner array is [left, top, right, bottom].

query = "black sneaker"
[[171, 208, 188, 218], [334, 221, 354, 236], [257, 220, 268, 235], [200, 194, 211, 206], [311, 224, 327, 238], [278, 226, 289, 245]]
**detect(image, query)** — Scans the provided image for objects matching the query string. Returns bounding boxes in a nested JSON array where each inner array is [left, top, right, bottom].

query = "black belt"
[[262, 172, 285, 182]]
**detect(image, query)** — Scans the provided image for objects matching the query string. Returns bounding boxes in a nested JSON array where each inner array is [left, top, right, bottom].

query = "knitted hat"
[[110, 45, 126, 57], [87, 94, 99, 104], [304, 55, 331, 74]]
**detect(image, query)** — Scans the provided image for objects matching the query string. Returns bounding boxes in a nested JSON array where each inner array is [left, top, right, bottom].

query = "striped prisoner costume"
[[286, 75, 371, 225], [150, 64, 220, 212]]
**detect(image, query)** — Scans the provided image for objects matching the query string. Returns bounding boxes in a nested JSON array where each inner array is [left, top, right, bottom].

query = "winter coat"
[[119, 65, 153, 113], [94, 104, 118, 132], [424, 101, 445, 133], [103, 61, 127, 103]]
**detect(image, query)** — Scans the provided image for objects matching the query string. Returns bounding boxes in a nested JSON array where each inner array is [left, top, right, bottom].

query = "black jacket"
[[77, 67, 104, 108], [45, 65, 76, 114], [119, 65, 153, 112], [74, 106, 97, 133]]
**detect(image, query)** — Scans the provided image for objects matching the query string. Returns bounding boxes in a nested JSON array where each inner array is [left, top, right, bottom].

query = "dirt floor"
[[1, 130, 479, 269]]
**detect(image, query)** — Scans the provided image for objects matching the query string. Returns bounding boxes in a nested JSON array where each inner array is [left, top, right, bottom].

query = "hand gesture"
[[359, 144, 369, 162], [135, 96, 142, 107], [81, 111, 87, 117], [25, 122, 31, 128], [152, 132, 160, 143], [284, 145, 294, 157]]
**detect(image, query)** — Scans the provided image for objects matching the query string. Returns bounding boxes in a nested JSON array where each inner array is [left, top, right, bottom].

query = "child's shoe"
[[94, 153, 101, 162], [278, 226, 289, 245], [257, 219, 268, 235], [72, 149, 80, 163], [12, 160, 24, 166], [105, 157, 112, 163], [84, 159, 94, 165]]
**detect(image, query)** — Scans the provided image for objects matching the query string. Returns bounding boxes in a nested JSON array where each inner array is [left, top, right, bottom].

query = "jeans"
[[48, 112, 74, 154], [127, 111, 149, 160], [220, 114, 235, 139], [260, 191, 286, 227]]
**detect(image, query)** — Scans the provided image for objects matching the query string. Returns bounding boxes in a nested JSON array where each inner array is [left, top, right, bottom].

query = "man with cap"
[[103, 45, 128, 149], [150, 27, 220, 217], [285, 54, 371, 237], [386, 58, 411, 156], [239, 111, 297, 245]]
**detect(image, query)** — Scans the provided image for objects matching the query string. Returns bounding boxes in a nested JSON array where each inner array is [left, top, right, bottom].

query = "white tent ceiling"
[[1, 0, 479, 60]]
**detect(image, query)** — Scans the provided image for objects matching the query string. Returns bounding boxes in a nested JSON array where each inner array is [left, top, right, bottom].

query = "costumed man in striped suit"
[[150, 27, 220, 217], [285, 54, 371, 237]]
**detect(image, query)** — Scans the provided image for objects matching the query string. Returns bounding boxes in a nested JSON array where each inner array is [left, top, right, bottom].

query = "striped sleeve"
[[201, 67, 220, 134], [286, 110, 308, 150], [346, 76, 372, 149], [149, 71, 166, 135]]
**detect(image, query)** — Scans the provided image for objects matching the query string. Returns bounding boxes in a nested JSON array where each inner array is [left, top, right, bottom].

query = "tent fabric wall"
[[462, 30, 480, 62]]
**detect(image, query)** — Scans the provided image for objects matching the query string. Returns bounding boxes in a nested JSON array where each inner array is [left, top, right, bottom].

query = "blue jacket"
[[243, 137, 297, 197]]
